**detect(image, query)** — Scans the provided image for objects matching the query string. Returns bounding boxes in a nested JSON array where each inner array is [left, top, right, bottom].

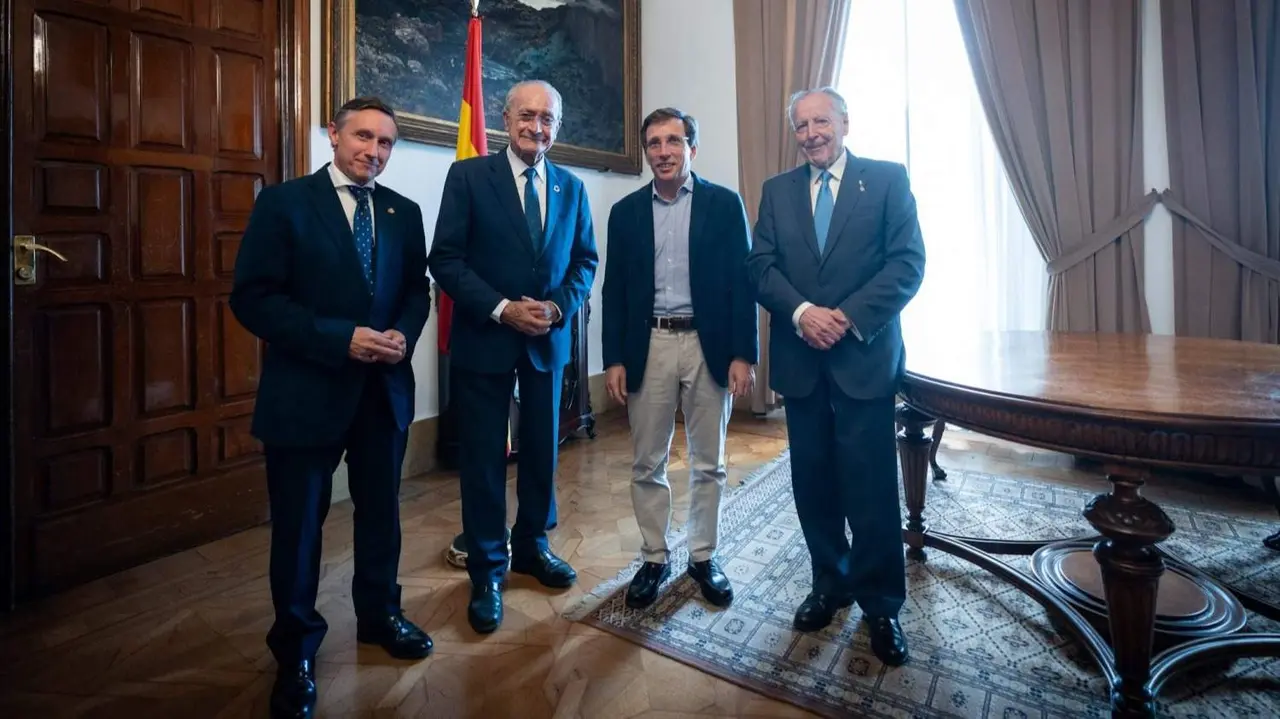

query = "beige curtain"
[[1162, 0, 1280, 342], [734, 0, 851, 413], [954, 0, 1152, 333]]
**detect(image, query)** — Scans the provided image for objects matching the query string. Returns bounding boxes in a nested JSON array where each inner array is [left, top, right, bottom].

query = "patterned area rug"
[[565, 452, 1280, 718]]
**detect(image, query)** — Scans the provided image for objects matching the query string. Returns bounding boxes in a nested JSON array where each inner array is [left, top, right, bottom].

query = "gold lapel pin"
[[387, 207, 396, 214]]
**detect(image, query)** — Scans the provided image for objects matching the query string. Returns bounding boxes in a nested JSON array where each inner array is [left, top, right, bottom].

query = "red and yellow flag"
[[441, 8, 509, 457], [438, 11, 488, 355]]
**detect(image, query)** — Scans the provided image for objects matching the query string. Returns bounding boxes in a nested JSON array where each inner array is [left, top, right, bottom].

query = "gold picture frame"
[[321, 0, 642, 175]]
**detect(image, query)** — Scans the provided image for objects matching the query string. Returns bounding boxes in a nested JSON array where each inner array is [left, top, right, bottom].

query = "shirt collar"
[[809, 150, 848, 184], [652, 174, 694, 202], [328, 162, 374, 191], [507, 144, 546, 181]]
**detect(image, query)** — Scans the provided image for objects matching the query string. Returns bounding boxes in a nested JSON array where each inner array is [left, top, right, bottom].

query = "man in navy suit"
[[601, 108, 758, 610], [746, 87, 924, 667], [428, 80, 599, 634], [230, 96, 434, 718]]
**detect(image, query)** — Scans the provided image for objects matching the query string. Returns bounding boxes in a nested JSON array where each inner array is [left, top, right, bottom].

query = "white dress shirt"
[[491, 146, 559, 323], [792, 152, 862, 340], [328, 162, 376, 242]]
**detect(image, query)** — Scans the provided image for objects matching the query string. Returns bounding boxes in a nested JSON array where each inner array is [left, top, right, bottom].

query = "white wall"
[[308, 0, 741, 422]]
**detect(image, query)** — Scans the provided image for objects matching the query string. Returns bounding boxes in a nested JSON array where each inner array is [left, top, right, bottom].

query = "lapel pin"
[[858, 180, 866, 192], [553, 185, 561, 193], [387, 207, 395, 214]]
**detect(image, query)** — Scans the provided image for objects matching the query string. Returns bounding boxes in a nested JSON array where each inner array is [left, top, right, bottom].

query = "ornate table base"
[[1029, 541, 1247, 649], [895, 405, 1280, 718]]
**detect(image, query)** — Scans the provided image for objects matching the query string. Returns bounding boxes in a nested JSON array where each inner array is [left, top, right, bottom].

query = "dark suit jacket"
[[746, 151, 925, 400], [427, 149, 599, 374], [229, 165, 431, 447], [602, 174, 759, 393]]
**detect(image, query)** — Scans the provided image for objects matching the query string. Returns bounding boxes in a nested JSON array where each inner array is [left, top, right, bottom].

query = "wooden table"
[[894, 330, 1280, 718]]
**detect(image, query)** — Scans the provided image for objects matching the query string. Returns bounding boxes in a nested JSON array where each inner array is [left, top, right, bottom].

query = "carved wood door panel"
[[10, 0, 280, 596]]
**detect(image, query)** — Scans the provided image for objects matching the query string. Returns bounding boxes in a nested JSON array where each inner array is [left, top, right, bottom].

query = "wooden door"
[[9, 0, 287, 597]]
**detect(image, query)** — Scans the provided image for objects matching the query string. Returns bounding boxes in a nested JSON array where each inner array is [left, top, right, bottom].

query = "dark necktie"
[[523, 167, 544, 253], [349, 185, 374, 291]]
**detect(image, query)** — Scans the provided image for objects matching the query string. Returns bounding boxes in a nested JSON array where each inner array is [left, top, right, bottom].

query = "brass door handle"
[[14, 234, 68, 285], [15, 236, 68, 262]]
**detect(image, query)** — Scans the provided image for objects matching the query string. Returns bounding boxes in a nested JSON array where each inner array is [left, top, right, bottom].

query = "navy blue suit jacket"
[[427, 150, 599, 374], [746, 152, 925, 400], [602, 174, 759, 393], [229, 165, 431, 447]]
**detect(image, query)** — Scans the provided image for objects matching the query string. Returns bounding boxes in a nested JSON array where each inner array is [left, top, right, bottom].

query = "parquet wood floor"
[[0, 410, 1242, 717]]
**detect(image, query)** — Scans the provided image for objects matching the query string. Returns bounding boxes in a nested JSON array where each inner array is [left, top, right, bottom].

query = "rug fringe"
[[561, 449, 792, 622]]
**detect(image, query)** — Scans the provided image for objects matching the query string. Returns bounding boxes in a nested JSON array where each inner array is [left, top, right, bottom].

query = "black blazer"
[[427, 150, 599, 374], [746, 151, 925, 400], [602, 174, 759, 393], [229, 165, 431, 447]]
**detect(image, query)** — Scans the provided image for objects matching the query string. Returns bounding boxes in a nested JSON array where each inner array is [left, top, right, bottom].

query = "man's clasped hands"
[[799, 306, 853, 350]]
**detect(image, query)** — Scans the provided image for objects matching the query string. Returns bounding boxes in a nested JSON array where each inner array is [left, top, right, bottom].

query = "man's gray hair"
[[505, 80, 563, 118], [786, 87, 848, 127]]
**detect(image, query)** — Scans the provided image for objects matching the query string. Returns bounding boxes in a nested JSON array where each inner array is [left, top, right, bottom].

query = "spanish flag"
[[438, 10, 488, 355], [438, 8, 510, 458]]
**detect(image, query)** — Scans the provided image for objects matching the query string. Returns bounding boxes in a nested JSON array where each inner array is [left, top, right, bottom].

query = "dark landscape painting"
[[325, 0, 641, 174]]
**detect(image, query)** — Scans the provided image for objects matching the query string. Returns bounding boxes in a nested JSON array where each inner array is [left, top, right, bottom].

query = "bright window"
[[836, 0, 1047, 345]]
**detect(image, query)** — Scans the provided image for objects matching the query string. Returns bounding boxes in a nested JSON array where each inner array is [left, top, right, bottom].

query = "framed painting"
[[322, 0, 642, 175]]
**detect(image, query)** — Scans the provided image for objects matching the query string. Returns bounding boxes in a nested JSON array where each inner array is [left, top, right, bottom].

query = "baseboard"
[[331, 415, 441, 504], [402, 415, 441, 479], [588, 371, 621, 417]]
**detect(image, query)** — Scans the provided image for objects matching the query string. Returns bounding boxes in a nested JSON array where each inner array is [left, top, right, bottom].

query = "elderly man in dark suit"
[[601, 107, 758, 610], [230, 96, 434, 719], [428, 79, 599, 634], [746, 86, 925, 667]]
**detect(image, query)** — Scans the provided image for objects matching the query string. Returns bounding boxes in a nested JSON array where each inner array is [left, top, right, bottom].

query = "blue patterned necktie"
[[349, 185, 374, 291], [813, 170, 833, 254], [523, 166, 544, 253]]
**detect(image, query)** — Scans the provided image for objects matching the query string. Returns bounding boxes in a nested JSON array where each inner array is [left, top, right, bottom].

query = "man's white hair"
[[786, 86, 848, 127], [504, 80, 563, 118]]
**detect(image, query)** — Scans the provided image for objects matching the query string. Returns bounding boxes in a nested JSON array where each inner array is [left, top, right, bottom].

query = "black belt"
[[650, 316, 696, 330]]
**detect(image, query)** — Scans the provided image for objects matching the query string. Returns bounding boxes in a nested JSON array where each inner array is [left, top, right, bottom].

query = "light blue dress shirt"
[[652, 176, 695, 316]]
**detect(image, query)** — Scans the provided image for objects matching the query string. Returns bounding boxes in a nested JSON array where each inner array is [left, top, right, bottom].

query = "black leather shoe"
[[357, 612, 433, 659], [270, 659, 316, 719], [468, 582, 504, 634], [793, 592, 854, 632], [865, 615, 908, 666], [687, 559, 733, 607], [510, 550, 577, 588], [625, 562, 671, 609]]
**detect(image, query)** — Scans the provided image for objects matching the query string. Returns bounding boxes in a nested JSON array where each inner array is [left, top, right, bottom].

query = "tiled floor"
[[0, 409, 1269, 717]]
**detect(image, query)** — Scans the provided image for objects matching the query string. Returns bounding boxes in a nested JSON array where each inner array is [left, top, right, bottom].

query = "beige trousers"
[[627, 329, 731, 564]]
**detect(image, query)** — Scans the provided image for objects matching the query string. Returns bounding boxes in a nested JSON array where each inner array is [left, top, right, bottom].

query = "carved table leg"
[[896, 404, 933, 562], [1260, 476, 1280, 551], [1083, 466, 1175, 718], [929, 420, 947, 480]]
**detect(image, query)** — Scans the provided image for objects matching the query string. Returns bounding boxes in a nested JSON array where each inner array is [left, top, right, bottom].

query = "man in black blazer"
[[230, 96, 433, 718], [428, 80, 599, 634], [602, 108, 758, 610], [746, 87, 925, 667]]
